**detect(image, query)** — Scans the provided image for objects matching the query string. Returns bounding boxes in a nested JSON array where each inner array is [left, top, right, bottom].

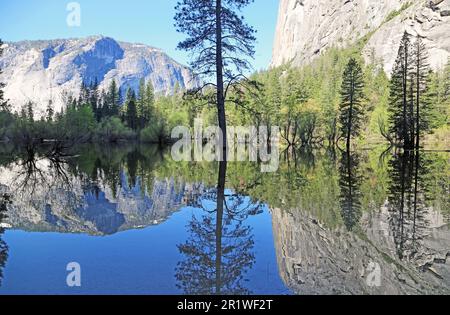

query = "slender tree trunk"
[[346, 149, 353, 226], [399, 154, 406, 258], [402, 46, 409, 149], [215, 0, 226, 288], [415, 51, 421, 151], [347, 74, 354, 152], [216, 0, 227, 161], [292, 120, 298, 146], [412, 150, 419, 243], [215, 160, 227, 294], [409, 81, 415, 149]]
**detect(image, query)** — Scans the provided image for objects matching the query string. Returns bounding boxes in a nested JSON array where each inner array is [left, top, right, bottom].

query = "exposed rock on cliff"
[[363, 0, 450, 73], [272, 0, 450, 73], [0, 36, 199, 115]]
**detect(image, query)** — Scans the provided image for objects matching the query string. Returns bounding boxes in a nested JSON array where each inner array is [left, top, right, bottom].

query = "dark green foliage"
[[411, 37, 432, 148], [46, 100, 54, 123], [339, 58, 365, 151], [388, 32, 433, 149], [137, 78, 155, 129], [389, 32, 413, 148], [95, 117, 134, 143], [174, 0, 256, 78], [124, 88, 138, 131], [140, 121, 168, 144], [106, 80, 121, 118], [60, 104, 96, 141]]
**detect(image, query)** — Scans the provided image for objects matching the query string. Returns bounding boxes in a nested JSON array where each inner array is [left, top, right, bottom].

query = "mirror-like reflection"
[[176, 161, 261, 295], [0, 193, 9, 287], [339, 150, 362, 231], [0, 143, 448, 294], [387, 150, 449, 265]]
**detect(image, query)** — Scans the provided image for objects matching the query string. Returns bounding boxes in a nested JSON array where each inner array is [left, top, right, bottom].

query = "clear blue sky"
[[0, 0, 279, 71]]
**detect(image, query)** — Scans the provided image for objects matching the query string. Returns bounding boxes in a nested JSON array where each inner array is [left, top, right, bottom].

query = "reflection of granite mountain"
[[271, 207, 450, 295], [0, 166, 206, 236]]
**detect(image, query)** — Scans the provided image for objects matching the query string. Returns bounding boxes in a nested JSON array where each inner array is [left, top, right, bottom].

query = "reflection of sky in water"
[[0, 204, 290, 295]]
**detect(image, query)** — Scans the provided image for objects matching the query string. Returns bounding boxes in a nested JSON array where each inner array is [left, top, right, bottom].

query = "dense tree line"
[[0, 64, 191, 145], [224, 40, 448, 151], [1, 34, 449, 150]]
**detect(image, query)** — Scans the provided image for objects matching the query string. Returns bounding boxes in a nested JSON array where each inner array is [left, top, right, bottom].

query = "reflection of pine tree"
[[388, 151, 429, 260], [176, 211, 255, 295], [0, 194, 10, 287], [175, 162, 257, 295], [126, 148, 139, 189], [339, 151, 362, 231]]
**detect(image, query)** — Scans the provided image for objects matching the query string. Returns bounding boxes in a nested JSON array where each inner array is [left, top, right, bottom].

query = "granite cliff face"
[[271, 0, 450, 73], [363, 0, 450, 73], [0, 36, 199, 116]]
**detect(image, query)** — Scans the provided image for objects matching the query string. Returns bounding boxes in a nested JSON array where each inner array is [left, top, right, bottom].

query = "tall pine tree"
[[444, 58, 450, 107], [339, 58, 365, 151], [389, 33, 433, 150], [125, 88, 138, 130], [46, 100, 54, 123], [89, 78, 100, 121], [143, 80, 155, 127], [107, 80, 121, 117], [175, 0, 256, 161], [411, 37, 431, 149], [136, 79, 155, 129], [389, 32, 414, 149], [137, 78, 146, 129]]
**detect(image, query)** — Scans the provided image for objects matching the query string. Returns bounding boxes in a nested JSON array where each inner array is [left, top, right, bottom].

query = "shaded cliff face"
[[271, 207, 450, 295], [0, 36, 199, 116], [271, 0, 450, 72], [363, 0, 450, 73]]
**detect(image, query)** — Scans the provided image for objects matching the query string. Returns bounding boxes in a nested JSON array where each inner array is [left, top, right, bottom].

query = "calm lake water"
[[0, 144, 448, 295]]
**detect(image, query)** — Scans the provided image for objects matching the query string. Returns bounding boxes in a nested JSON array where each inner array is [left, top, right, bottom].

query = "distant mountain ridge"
[[0, 36, 199, 115]]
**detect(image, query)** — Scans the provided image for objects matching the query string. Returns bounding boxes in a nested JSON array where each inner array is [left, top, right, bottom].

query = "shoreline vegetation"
[[0, 34, 449, 152]]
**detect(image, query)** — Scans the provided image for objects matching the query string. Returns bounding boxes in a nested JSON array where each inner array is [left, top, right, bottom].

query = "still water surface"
[[0, 144, 448, 294]]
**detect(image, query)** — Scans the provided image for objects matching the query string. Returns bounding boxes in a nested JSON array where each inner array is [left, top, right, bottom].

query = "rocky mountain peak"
[[0, 36, 199, 116]]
